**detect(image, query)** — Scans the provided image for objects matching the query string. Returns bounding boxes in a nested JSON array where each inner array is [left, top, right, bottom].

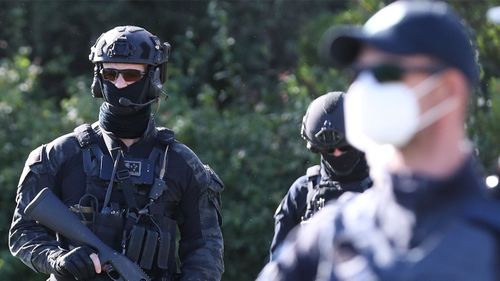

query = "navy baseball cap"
[[324, 0, 479, 86]]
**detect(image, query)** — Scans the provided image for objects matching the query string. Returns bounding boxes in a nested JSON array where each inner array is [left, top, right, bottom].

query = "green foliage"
[[472, 77, 500, 172], [0, 50, 66, 281], [156, 94, 316, 280], [151, 56, 318, 279], [0, 1, 499, 281]]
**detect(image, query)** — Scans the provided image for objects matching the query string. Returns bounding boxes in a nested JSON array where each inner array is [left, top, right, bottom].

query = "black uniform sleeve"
[[269, 176, 308, 261], [9, 135, 81, 275], [171, 143, 224, 281], [258, 205, 340, 281], [257, 208, 335, 281], [9, 145, 64, 274]]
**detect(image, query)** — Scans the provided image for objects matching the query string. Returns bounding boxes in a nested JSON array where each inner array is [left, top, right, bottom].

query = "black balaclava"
[[321, 149, 369, 181], [98, 77, 152, 139]]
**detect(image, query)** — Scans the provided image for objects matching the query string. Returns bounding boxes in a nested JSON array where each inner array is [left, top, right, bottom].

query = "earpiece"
[[91, 65, 103, 98], [159, 42, 171, 84], [148, 66, 165, 100]]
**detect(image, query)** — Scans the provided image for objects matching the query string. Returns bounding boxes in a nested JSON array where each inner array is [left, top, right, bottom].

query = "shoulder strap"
[[302, 165, 322, 221], [116, 152, 138, 210], [306, 165, 321, 202], [74, 123, 98, 148], [74, 124, 97, 175], [74, 123, 104, 175]]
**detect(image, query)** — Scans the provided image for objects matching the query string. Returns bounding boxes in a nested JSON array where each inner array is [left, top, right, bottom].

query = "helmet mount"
[[301, 91, 348, 153], [89, 26, 171, 102], [302, 91, 366, 177]]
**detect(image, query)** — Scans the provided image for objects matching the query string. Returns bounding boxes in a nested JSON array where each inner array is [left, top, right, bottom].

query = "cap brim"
[[321, 25, 420, 67], [318, 25, 364, 67]]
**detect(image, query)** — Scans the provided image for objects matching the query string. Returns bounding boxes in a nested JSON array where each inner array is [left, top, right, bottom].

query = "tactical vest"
[[71, 123, 179, 280], [302, 165, 372, 222]]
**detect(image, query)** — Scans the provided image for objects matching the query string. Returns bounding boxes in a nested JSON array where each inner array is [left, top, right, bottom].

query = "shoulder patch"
[[19, 145, 48, 187], [171, 142, 210, 184], [205, 164, 224, 193], [73, 123, 98, 148]]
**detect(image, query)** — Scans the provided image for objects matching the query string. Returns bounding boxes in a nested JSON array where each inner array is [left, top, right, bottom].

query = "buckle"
[[116, 169, 130, 181]]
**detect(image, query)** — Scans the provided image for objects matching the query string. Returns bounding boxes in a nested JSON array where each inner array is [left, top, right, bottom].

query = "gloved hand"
[[55, 246, 98, 280]]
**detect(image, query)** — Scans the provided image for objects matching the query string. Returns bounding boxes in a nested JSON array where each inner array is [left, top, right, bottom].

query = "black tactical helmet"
[[301, 91, 348, 153], [89, 26, 171, 99]]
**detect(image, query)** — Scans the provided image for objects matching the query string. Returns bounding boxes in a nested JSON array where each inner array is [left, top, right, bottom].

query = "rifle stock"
[[25, 188, 151, 281]]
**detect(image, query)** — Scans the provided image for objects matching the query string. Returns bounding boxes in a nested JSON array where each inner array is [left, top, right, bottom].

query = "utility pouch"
[[157, 230, 170, 269], [158, 216, 177, 271], [140, 229, 159, 270], [69, 205, 94, 227], [126, 225, 146, 263], [93, 212, 124, 250]]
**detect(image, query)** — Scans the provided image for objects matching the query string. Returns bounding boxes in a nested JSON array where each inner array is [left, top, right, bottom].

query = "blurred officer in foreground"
[[258, 1, 500, 280], [269, 91, 371, 261], [9, 26, 224, 281]]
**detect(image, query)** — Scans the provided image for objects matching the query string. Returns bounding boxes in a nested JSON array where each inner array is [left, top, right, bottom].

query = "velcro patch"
[[124, 160, 142, 177]]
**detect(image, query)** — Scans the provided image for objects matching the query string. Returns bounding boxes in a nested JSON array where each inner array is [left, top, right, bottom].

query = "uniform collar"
[[100, 118, 157, 155], [390, 155, 486, 212], [320, 158, 370, 182], [319, 161, 372, 191]]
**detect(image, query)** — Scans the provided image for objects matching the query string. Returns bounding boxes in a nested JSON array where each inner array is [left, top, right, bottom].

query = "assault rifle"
[[25, 187, 151, 281]]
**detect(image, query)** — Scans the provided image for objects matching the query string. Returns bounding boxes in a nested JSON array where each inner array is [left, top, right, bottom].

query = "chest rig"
[[302, 165, 372, 222], [72, 123, 179, 279]]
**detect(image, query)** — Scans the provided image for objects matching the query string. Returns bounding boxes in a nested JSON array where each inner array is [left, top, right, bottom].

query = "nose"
[[332, 148, 343, 157], [113, 74, 129, 89]]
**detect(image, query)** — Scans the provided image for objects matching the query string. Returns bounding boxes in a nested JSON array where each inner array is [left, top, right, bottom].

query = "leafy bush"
[[0, 1, 499, 281]]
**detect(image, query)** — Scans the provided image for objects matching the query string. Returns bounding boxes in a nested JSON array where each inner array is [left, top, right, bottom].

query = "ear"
[[441, 69, 469, 106], [440, 69, 470, 120]]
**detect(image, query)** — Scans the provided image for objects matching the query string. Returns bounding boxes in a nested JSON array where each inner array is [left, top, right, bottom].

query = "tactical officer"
[[258, 1, 500, 280], [269, 91, 371, 261], [9, 26, 224, 281]]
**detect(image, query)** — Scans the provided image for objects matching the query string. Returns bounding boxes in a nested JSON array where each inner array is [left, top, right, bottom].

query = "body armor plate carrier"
[[302, 165, 372, 221], [72, 123, 178, 280]]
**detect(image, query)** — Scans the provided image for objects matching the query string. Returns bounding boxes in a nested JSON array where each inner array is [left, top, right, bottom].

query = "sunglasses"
[[352, 63, 447, 83], [305, 127, 347, 154], [100, 68, 146, 82], [310, 144, 353, 154]]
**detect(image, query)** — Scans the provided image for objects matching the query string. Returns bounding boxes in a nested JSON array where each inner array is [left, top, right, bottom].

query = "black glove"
[[55, 246, 98, 280]]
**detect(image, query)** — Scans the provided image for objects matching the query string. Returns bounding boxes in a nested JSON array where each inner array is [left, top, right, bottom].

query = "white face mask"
[[344, 72, 457, 151]]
